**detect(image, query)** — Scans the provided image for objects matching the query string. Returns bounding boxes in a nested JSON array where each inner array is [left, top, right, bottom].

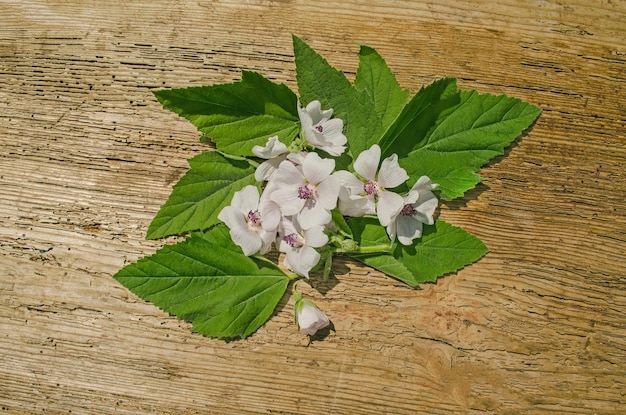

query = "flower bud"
[[295, 301, 330, 336]]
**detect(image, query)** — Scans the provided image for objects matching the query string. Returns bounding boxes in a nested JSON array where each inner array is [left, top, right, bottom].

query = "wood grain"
[[1, 1, 624, 414]]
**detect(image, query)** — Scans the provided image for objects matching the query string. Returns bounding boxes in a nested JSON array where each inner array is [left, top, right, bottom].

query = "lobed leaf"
[[354, 45, 409, 131], [115, 226, 289, 339], [146, 151, 256, 239], [378, 78, 460, 159], [153, 71, 300, 156], [399, 90, 541, 199], [347, 218, 488, 286]]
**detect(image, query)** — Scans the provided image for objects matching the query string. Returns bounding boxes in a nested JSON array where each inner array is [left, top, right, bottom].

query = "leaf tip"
[[291, 33, 305, 47]]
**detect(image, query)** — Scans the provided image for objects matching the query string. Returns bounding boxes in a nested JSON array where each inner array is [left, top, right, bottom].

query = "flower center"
[[247, 209, 262, 226], [363, 180, 379, 195], [401, 204, 416, 216], [298, 184, 316, 200], [315, 125, 324, 133], [283, 233, 304, 248]]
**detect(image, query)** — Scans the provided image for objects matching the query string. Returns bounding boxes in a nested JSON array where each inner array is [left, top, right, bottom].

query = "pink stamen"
[[315, 125, 324, 133], [363, 180, 379, 195], [401, 204, 416, 216], [298, 184, 315, 200], [283, 233, 304, 248], [247, 209, 262, 225]]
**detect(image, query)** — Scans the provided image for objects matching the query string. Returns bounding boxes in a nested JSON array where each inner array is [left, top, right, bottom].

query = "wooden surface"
[[1, 1, 625, 414]]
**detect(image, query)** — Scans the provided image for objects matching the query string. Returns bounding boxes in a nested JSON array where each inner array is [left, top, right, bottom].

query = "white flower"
[[270, 152, 340, 229], [217, 185, 279, 256], [298, 100, 347, 156], [387, 176, 439, 245], [337, 144, 408, 227], [252, 136, 289, 182], [278, 216, 328, 278], [296, 301, 330, 336]]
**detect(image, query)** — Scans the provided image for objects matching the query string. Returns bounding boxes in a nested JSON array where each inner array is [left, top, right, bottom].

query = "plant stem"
[[287, 272, 301, 281], [337, 244, 391, 255]]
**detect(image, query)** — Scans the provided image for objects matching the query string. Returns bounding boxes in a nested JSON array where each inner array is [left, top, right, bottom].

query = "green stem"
[[287, 272, 301, 281], [337, 244, 391, 255]]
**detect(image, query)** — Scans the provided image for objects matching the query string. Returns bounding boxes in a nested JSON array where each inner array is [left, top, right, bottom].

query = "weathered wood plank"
[[1, 1, 625, 414]]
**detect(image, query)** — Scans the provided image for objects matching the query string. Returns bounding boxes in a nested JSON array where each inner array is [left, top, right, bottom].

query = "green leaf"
[[153, 71, 300, 156], [114, 226, 289, 339], [146, 151, 256, 239], [378, 78, 460, 159], [347, 216, 391, 250], [354, 45, 409, 131], [400, 90, 541, 199], [293, 35, 383, 158], [347, 218, 488, 286], [331, 208, 353, 238]]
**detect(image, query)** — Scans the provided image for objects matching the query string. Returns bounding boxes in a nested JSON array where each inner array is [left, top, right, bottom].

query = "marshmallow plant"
[[114, 36, 540, 339]]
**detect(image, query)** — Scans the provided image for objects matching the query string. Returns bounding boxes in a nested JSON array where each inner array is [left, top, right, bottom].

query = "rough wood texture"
[[1, 1, 625, 414]]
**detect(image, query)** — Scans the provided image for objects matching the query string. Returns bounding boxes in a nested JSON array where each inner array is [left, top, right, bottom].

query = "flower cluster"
[[219, 100, 439, 284]]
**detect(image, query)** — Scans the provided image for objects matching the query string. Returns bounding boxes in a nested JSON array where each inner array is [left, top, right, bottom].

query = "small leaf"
[[293, 35, 383, 158], [331, 208, 353, 238], [347, 216, 390, 249], [400, 90, 541, 199], [146, 151, 256, 239], [153, 71, 300, 156], [114, 226, 289, 339], [354, 45, 409, 130], [348, 218, 488, 287]]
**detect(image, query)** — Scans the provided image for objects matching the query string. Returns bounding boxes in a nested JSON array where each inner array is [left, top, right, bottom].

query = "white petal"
[[304, 128, 324, 147], [233, 185, 260, 214], [303, 225, 329, 248], [259, 197, 281, 231], [335, 171, 371, 216], [316, 175, 340, 210], [317, 144, 346, 157], [285, 246, 320, 278], [404, 189, 420, 205], [273, 160, 305, 186], [252, 136, 288, 159], [281, 214, 298, 235], [270, 186, 304, 216], [298, 203, 331, 229], [309, 119, 347, 156], [260, 178, 279, 201], [305, 100, 332, 123], [396, 215, 423, 246], [376, 190, 404, 227], [338, 194, 375, 217], [412, 191, 438, 225], [259, 230, 276, 254], [378, 154, 408, 189], [320, 119, 346, 144], [297, 102, 314, 130], [335, 170, 364, 195], [353, 144, 381, 181], [254, 160, 275, 182], [411, 175, 435, 191], [302, 152, 335, 184], [286, 151, 306, 166], [386, 219, 397, 242], [217, 205, 247, 231], [297, 303, 330, 335], [230, 227, 263, 256], [254, 156, 286, 182]]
